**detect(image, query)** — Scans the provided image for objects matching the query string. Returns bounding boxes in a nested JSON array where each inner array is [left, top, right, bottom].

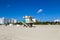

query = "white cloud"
[[37, 9, 43, 13]]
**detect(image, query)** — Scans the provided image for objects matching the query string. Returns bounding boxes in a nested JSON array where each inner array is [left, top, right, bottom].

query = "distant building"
[[0, 17, 8, 24], [32, 18, 39, 22], [8, 18, 18, 24], [0, 17, 18, 24], [9, 19, 18, 23], [13, 19, 18, 23], [54, 19, 60, 22]]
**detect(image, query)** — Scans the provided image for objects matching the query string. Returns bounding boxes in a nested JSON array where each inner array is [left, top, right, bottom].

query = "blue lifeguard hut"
[[22, 16, 33, 27]]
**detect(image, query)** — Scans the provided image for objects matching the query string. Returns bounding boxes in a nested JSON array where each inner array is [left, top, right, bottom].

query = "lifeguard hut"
[[22, 16, 33, 27]]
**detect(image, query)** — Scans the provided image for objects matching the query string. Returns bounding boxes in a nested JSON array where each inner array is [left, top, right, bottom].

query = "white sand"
[[0, 25, 60, 40]]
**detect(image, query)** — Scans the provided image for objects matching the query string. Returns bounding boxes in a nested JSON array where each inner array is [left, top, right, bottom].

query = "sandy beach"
[[0, 25, 60, 40]]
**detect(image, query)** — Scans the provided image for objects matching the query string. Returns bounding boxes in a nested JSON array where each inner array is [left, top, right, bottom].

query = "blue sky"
[[0, 0, 60, 22]]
